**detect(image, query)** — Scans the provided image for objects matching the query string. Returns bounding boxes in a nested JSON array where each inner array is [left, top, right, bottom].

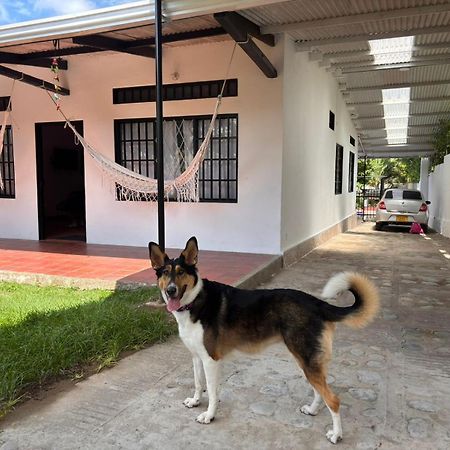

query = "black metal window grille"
[[348, 151, 355, 193], [0, 97, 11, 111], [335, 144, 343, 195], [114, 114, 238, 202], [113, 79, 238, 104], [196, 115, 238, 202], [329, 111, 335, 130], [350, 135, 355, 146], [114, 120, 156, 178], [0, 126, 15, 198]]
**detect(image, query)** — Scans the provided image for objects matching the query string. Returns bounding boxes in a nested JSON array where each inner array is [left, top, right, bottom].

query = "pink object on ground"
[[410, 222, 423, 234]]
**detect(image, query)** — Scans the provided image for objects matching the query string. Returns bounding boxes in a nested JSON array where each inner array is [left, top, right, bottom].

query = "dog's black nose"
[[167, 285, 177, 297]]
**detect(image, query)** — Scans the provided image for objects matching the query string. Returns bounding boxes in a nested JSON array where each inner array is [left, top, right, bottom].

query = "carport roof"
[[0, 0, 449, 158]]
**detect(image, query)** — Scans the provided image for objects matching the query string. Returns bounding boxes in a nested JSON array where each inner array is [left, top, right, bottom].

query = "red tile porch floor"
[[0, 239, 279, 289]]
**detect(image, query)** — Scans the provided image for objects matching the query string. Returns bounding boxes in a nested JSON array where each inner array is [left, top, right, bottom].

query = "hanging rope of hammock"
[[46, 43, 238, 202]]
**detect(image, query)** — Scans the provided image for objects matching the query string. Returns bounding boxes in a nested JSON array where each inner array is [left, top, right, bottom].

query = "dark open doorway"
[[36, 121, 86, 241]]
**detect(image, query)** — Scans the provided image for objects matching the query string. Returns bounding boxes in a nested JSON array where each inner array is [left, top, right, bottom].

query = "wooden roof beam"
[[0, 64, 69, 95], [72, 35, 155, 58], [214, 12, 277, 78], [0, 51, 67, 69], [0, 28, 227, 62]]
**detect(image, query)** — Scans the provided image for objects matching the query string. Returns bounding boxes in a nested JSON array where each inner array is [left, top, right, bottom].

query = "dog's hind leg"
[[284, 324, 342, 444], [196, 357, 220, 424], [184, 355, 203, 408], [303, 367, 342, 444], [300, 386, 322, 415]]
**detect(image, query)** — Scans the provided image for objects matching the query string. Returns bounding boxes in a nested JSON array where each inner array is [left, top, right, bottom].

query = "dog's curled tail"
[[321, 272, 380, 329]]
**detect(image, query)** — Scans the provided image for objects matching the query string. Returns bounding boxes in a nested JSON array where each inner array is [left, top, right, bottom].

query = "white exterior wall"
[[280, 37, 357, 252], [0, 41, 284, 254], [428, 154, 450, 238]]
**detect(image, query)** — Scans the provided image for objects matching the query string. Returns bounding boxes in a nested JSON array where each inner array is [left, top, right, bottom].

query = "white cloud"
[[0, 4, 10, 22], [0, 0, 135, 24], [9, 1, 32, 17], [33, 0, 96, 15]]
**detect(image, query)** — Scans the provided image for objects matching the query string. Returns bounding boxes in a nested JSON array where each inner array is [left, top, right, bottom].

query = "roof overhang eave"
[[0, 0, 286, 47]]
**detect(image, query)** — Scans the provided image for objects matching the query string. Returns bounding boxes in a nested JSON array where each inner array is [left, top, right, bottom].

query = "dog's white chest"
[[174, 312, 206, 356]]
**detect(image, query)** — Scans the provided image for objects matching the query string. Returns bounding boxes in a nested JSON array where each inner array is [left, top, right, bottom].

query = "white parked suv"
[[375, 188, 430, 233]]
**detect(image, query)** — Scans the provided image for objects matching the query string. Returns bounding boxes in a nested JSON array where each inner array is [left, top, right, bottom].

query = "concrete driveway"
[[1, 222, 449, 450]]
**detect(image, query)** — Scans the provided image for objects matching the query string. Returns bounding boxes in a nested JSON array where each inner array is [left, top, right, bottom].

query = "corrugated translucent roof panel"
[[346, 91, 384, 103], [415, 31, 450, 44], [409, 113, 449, 125], [363, 129, 389, 138], [410, 100, 450, 114], [409, 127, 440, 136], [356, 118, 386, 129], [411, 84, 450, 98], [354, 105, 385, 117]]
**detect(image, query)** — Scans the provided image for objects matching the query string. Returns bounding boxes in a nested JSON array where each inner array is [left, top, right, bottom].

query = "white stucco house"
[[0, 0, 358, 258]]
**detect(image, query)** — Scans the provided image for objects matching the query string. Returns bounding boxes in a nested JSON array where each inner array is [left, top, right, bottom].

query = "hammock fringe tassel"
[[64, 96, 222, 202]]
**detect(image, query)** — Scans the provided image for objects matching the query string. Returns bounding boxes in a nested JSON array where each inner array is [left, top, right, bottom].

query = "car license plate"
[[396, 215, 408, 222]]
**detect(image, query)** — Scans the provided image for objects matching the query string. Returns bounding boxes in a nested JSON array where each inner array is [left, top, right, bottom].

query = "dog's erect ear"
[[181, 236, 198, 266], [148, 242, 168, 270]]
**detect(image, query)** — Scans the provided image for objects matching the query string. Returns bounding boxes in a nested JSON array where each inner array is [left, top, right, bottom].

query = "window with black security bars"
[[335, 144, 343, 195], [114, 114, 238, 202], [0, 126, 15, 198], [196, 115, 237, 202], [348, 151, 355, 193], [114, 120, 156, 179]]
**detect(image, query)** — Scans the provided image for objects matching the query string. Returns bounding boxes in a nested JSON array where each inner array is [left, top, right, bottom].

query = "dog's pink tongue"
[[167, 298, 181, 312]]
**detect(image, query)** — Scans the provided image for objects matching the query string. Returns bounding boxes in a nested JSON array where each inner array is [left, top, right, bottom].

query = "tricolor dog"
[[149, 237, 380, 444]]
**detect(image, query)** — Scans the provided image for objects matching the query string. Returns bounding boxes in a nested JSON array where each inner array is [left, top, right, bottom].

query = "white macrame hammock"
[[46, 41, 238, 202], [2, 44, 237, 201], [60, 95, 222, 202]]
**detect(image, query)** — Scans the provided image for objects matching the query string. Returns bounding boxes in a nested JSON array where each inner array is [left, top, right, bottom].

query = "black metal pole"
[[362, 155, 367, 222], [155, 0, 165, 250]]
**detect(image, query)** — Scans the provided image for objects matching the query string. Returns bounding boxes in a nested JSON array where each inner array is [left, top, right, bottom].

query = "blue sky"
[[0, 0, 136, 25]]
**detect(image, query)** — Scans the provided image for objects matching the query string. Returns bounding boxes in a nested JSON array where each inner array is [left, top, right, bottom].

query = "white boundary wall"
[[428, 154, 450, 238]]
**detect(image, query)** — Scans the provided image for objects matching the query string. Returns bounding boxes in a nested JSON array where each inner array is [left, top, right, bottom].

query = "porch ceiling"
[[0, 0, 449, 158], [240, 0, 450, 158]]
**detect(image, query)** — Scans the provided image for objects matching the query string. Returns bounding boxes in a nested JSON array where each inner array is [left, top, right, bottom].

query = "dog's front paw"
[[183, 397, 200, 408], [196, 411, 214, 424], [326, 429, 342, 444], [300, 404, 318, 416]]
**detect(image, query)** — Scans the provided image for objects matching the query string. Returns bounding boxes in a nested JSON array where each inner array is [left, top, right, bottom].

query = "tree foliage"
[[431, 119, 450, 169], [357, 157, 421, 189]]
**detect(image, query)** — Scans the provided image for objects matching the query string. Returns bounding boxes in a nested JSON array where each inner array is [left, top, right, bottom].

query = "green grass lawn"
[[0, 282, 176, 417]]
